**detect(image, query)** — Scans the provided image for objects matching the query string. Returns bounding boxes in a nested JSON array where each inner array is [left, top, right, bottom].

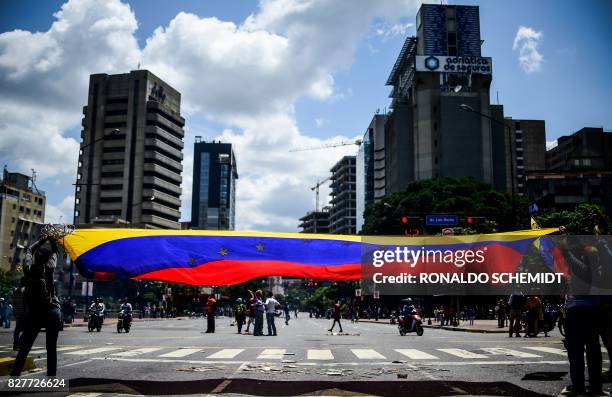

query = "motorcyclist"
[[89, 297, 105, 321], [120, 298, 132, 319]]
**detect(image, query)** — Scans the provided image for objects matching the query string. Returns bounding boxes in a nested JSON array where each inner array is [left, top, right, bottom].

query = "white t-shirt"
[[264, 298, 279, 314]]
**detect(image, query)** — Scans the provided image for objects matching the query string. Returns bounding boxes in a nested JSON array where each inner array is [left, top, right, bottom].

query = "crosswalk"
[[7, 344, 578, 363]]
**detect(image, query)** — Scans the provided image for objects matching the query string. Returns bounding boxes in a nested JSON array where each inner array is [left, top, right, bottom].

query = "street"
[[1, 315, 607, 396]]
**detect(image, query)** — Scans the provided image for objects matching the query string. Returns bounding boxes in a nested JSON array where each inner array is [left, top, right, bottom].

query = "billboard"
[[415, 55, 492, 74]]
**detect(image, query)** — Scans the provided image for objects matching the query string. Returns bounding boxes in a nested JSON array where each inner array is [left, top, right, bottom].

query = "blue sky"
[[1, 0, 611, 230]]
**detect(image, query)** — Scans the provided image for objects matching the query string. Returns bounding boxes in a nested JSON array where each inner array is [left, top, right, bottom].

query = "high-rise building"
[[191, 139, 238, 230], [526, 127, 612, 217], [329, 156, 356, 234], [506, 119, 546, 196], [75, 70, 184, 229], [356, 114, 387, 232], [299, 207, 330, 233], [385, 4, 505, 194], [0, 168, 45, 272]]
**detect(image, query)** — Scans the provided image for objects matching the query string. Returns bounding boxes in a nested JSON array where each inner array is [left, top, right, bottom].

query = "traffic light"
[[466, 216, 486, 225], [401, 216, 408, 224]]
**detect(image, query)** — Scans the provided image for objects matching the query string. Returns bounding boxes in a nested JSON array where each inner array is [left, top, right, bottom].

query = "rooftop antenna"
[[496, 91, 500, 105], [30, 168, 41, 194]]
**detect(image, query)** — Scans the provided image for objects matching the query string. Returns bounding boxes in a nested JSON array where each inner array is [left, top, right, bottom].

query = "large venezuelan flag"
[[61, 228, 559, 286]]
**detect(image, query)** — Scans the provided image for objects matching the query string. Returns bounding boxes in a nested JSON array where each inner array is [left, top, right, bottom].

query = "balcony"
[[143, 176, 182, 195], [141, 214, 181, 230], [143, 164, 182, 184]]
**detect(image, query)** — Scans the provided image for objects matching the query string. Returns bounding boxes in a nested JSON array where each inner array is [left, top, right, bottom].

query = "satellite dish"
[[454, 85, 463, 93]]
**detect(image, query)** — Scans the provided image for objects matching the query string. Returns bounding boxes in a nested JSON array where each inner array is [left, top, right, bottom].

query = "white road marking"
[[207, 349, 244, 359], [111, 347, 162, 357], [482, 348, 541, 358], [159, 348, 202, 358], [31, 346, 81, 354], [307, 349, 334, 360], [90, 357, 570, 366], [257, 349, 286, 359], [437, 348, 489, 359], [66, 347, 123, 355], [395, 349, 439, 360], [351, 349, 386, 359], [523, 346, 567, 356]]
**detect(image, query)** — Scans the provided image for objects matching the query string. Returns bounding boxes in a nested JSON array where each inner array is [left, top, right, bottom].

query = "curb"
[[0, 356, 35, 376], [357, 319, 507, 334]]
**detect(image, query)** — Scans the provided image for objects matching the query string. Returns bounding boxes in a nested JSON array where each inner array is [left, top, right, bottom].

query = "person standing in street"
[[284, 304, 291, 325], [11, 237, 62, 377], [205, 295, 217, 333], [245, 295, 255, 334], [264, 292, 279, 336], [253, 291, 265, 336], [328, 300, 343, 333], [234, 298, 246, 334]]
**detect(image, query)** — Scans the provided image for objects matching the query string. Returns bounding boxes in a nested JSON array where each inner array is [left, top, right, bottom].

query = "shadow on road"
[[65, 378, 552, 396]]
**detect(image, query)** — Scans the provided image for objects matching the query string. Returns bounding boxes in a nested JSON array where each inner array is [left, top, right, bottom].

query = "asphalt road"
[[0, 315, 609, 396]]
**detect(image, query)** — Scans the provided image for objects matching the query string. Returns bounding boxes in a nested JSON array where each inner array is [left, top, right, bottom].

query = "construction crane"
[[289, 139, 362, 152], [311, 176, 332, 212]]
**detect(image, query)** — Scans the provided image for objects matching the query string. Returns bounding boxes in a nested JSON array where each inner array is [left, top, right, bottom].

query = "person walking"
[[234, 298, 246, 334], [284, 304, 291, 325], [253, 291, 265, 336], [508, 292, 525, 337], [11, 237, 62, 377], [205, 295, 217, 333], [12, 278, 26, 350], [264, 292, 280, 336], [328, 300, 343, 333]]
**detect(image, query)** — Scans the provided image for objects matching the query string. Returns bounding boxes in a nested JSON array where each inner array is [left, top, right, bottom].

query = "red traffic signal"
[[467, 217, 473, 224], [401, 216, 408, 224]]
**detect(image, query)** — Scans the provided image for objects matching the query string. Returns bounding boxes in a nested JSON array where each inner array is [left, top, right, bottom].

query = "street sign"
[[355, 289, 362, 297], [426, 214, 459, 226], [528, 203, 539, 216]]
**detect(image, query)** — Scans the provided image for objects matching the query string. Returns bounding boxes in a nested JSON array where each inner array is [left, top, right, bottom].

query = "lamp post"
[[458, 104, 517, 228], [69, 128, 121, 299]]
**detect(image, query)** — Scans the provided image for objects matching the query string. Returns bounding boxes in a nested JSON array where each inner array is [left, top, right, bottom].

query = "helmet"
[[236, 298, 243, 304]]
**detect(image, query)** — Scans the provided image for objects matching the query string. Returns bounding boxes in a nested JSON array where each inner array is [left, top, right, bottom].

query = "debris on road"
[[176, 366, 220, 372]]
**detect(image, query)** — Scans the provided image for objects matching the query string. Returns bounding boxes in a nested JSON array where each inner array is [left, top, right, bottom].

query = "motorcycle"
[[398, 313, 424, 336], [88, 310, 104, 332], [117, 310, 132, 333]]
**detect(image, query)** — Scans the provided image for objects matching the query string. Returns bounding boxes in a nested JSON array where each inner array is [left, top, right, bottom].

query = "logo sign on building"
[[426, 214, 459, 226], [416, 55, 492, 74]]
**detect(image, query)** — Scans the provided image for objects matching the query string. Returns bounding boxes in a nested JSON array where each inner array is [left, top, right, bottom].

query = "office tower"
[[356, 114, 387, 232], [329, 156, 356, 234], [76, 70, 184, 229], [191, 139, 238, 230], [0, 168, 45, 271], [526, 127, 612, 216], [385, 4, 504, 194]]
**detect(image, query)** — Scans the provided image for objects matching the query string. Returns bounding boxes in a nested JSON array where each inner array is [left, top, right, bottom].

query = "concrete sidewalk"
[[358, 318, 508, 333]]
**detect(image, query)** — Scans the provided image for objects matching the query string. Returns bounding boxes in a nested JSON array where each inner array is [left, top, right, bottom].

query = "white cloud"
[[1, 0, 421, 232], [45, 194, 75, 224], [373, 21, 413, 41], [546, 140, 558, 151], [512, 26, 544, 74]]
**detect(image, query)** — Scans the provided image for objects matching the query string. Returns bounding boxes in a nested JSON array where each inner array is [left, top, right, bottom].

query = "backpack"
[[235, 304, 245, 316]]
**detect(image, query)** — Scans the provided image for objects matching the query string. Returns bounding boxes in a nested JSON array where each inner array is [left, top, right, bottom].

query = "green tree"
[[362, 177, 527, 235], [0, 269, 18, 298], [536, 203, 609, 235]]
